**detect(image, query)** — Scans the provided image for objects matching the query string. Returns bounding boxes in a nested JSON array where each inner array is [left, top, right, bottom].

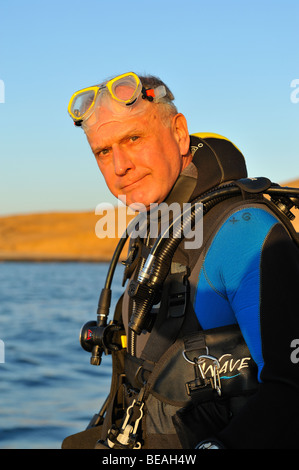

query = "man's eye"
[[98, 148, 110, 156], [130, 136, 140, 142]]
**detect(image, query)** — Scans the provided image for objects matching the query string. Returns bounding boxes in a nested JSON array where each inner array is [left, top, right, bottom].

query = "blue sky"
[[0, 0, 298, 215]]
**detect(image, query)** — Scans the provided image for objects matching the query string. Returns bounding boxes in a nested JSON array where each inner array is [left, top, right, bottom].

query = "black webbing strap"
[[139, 264, 190, 366]]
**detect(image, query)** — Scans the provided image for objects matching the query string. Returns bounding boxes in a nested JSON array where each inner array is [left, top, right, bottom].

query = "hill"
[[0, 179, 298, 262], [0, 208, 134, 262]]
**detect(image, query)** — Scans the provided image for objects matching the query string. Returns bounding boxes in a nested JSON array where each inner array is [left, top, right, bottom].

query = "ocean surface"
[[0, 261, 124, 449]]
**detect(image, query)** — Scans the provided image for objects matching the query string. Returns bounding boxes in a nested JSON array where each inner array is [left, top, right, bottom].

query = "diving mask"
[[68, 72, 167, 127]]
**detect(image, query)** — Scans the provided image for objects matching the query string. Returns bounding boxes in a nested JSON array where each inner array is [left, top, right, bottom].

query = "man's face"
[[85, 100, 191, 210]]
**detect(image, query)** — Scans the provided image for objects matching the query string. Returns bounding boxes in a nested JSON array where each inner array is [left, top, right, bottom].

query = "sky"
[[0, 0, 298, 216]]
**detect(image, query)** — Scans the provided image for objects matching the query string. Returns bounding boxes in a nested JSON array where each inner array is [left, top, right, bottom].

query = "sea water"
[[0, 261, 124, 449]]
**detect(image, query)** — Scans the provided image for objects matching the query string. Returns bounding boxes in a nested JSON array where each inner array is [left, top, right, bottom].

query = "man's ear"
[[172, 113, 190, 156]]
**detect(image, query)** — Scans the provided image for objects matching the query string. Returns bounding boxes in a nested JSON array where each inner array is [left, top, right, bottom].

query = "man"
[[63, 72, 299, 449]]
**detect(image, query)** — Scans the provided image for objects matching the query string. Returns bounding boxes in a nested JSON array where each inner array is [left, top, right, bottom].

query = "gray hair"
[[139, 74, 178, 125]]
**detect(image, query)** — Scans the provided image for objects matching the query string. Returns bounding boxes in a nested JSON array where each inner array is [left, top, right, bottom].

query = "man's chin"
[[117, 194, 153, 212]]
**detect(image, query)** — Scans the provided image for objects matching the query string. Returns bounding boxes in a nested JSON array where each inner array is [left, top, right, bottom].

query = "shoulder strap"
[[124, 182, 299, 370], [140, 263, 191, 366], [261, 198, 299, 247]]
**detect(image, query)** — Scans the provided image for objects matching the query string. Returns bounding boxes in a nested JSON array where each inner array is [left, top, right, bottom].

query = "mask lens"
[[71, 89, 97, 119], [110, 75, 141, 104]]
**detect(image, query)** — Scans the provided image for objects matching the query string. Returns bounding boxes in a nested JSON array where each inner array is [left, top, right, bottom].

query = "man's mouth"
[[121, 174, 148, 190]]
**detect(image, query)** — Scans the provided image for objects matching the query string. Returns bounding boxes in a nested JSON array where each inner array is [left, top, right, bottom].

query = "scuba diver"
[[62, 72, 299, 449]]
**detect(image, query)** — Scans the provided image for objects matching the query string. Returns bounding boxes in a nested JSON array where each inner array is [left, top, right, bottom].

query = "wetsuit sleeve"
[[194, 207, 299, 448], [219, 221, 299, 449]]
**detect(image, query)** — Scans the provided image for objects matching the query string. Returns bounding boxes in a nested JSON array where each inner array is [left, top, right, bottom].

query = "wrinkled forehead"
[[82, 90, 153, 134]]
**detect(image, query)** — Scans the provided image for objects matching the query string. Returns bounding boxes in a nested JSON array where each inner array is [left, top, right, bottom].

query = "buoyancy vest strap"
[[262, 199, 299, 247], [127, 199, 246, 364], [123, 189, 298, 390], [140, 264, 190, 366], [233, 177, 299, 246], [113, 293, 125, 323], [165, 174, 197, 207], [186, 194, 297, 305], [134, 193, 292, 368], [183, 332, 207, 357]]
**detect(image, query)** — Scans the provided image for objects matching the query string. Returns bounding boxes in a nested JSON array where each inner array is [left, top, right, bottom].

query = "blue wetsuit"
[[62, 132, 299, 450], [194, 206, 276, 381], [194, 205, 299, 448]]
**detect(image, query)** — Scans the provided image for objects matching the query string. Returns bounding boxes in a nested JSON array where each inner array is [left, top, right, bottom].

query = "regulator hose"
[[128, 182, 299, 334], [89, 212, 147, 365], [90, 179, 299, 339]]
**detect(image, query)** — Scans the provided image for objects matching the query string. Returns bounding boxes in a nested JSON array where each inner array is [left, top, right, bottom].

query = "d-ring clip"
[[182, 350, 222, 396]]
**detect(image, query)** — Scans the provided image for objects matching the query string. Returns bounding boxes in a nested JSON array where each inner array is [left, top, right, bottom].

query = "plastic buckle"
[[107, 388, 145, 449]]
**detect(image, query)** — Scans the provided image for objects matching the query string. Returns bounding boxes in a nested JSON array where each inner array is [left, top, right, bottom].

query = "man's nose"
[[112, 145, 135, 176]]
